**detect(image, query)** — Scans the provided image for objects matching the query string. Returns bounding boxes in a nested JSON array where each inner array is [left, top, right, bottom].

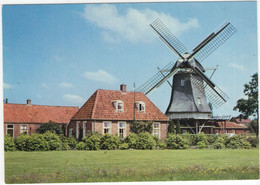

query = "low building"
[[4, 99, 79, 138], [67, 84, 169, 140], [214, 121, 249, 135], [230, 117, 251, 127]]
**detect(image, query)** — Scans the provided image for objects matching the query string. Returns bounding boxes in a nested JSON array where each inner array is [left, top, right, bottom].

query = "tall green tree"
[[168, 120, 175, 135], [36, 121, 63, 135], [233, 73, 258, 135], [176, 121, 181, 134]]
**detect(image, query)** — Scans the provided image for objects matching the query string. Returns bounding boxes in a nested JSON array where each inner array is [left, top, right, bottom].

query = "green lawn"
[[5, 149, 259, 183]]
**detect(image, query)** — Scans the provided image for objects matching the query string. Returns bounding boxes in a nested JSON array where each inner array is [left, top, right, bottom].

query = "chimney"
[[27, 99, 31, 105], [120, 84, 127, 93]]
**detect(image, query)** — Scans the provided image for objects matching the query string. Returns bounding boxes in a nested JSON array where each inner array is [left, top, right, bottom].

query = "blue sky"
[[2, 1, 258, 118]]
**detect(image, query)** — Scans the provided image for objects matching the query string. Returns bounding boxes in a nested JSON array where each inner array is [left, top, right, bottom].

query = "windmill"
[[136, 18, 236, 133]]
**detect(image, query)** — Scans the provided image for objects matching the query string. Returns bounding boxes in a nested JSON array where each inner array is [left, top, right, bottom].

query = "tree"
[[130, 121, 153, 134], [167, 120, 175, 135], [233, 73, 258, 136], [176, 121, 181, 134], [36, 121, 63, 135]]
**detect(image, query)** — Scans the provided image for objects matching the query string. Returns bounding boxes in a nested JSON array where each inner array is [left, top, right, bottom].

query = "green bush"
[[85, 131, 102, 138], [196, 141, 207, 149], [15, 134, 31, 151], [36, 121, 63, 135], [246, 137, 259, 148], [83, 134, 101, 150], [100, 134, 119, 150], [66, 136, 78, 149], [226, 135, 251, 149], [124, 133, 138, 149], [152, 135, 166, 149], [27, 134, 49, 151], [136, 132, 156, 150], [213, 142, 226, 149], [4, 134, 16, 151], [76, 142, 87, 150], [220, 134, 230, 145], [43, 131, 62, 151], [165, 134, 188, 149], [194, 132, 208, 146], [119, 143, 129, 150], [206, 135, 219, 145]]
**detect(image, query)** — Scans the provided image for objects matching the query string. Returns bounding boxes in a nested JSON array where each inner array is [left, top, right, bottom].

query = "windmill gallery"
[[4, 19, 249, 140]]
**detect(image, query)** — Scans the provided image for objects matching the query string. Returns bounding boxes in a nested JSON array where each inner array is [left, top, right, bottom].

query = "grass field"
[[5, 149, 259, 183]]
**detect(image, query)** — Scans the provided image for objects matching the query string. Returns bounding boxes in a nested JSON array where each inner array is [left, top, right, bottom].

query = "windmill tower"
[[136, 19, 236, 133]]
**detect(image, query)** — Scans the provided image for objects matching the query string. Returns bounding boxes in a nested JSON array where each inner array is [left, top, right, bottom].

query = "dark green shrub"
[[43, 131, 62, 151], [119, 143, 129, 150], [27, 134, 49, 151], [83, 134, 101, 150], [213, 142, 225, 149], [195, 132, 208, 146], [181, 133, 193, 146], [246, 137, 259, 148], [136, 132, 156, 150], [167, 120, 175, 134], [76, 142, 87, 150], [176, 121, 181, 134], [197, 141, 207, 149], [124, 133, 138, 149], [165, 134, 188, 149], [130, 121, 153, 134], [220, 134, 230, 145], [85, 131, 102, 138], [15, 134, 31, 151], [36, 121, 63, 135], [4, 134, 16, 151], [66, 136, 78, 149], [100, 134, 119, 150], [153, 135, 166, 149], [226, 135, 251, 149], [206, 135, 218, 145]]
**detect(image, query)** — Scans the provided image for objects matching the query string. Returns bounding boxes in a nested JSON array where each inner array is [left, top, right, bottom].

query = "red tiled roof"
[[4, 103, 79, 124], [72, 89, 169, 121], [217, 121, 247, 128], [233, 118, 251, 124]]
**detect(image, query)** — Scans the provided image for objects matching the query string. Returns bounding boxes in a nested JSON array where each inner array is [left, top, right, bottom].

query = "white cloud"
[[63, 94, 84, 104], [3, 82, 13, 90], [40, 83, 48, 89], [82, 69, 119, 84], [81, 4, 200, 43], [228, 63, 246, 71], [59, 82, 74, 88]]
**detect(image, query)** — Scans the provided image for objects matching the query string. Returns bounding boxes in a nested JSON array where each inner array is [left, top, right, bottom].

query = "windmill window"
[[112, 100, 124, 112], [152, 123, 160, 139], [181, 79, 185, 86], [197, 97, 201, 105], [6, 124, 14, 137], [20, 125, 28, 134], [118, 122, 126, 138], [136, 101, 145, 112], [103, 121, 111, 134]]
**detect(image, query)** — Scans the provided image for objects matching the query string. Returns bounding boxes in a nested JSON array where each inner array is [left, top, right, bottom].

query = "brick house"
[[214, 121, 249, 135], [4, 99, 79, 138], [230, 117, 251, 127], [67, 84, 169, 140]]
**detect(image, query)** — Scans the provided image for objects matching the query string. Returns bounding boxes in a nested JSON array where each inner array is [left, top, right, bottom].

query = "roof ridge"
[[91, 89, 99, 119], [4, 103, 78, 108]]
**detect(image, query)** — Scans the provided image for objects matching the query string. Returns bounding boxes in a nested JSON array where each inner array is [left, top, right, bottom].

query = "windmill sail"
[[188, 22, 237, 62], [136, 61, 179, 94], [150, 18, 187, 58]]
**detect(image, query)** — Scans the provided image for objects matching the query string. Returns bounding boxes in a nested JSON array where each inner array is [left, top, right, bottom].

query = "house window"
[[69, 128, 73, 136], [7, 125, 14, 137], [112, 100, 124, 112], [118, 122, 126, 138], [136, 101, 145, 112], [153, 123, 160, 139], [181, 79, 185, 86], [103, 121, 111, 134], [20, 125, 28, 134]]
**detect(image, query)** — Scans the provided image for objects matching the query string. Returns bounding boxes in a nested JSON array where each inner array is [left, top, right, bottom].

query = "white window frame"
[[20, 124, 28, 134], [153, 122, 160, 139], [103, 121, 112, 135], [118, 122, 126, 138], [197, 97, 201, 105], [6, 124, 14, 138], [136, 101, 145, 113], [112, 100, 124, 112], [69, 128, 73, 136]]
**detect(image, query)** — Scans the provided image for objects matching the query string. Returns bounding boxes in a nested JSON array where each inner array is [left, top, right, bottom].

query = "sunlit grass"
[[5, 149, 259, 183]]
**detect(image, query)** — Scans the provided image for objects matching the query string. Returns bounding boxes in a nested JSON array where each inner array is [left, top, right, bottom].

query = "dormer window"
[[112, 100, 124, 112], [136, 101, 145, 112]]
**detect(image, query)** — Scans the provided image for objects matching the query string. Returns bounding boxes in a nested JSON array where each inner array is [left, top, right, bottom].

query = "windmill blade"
[[136, 61, 179, 95], [187, 66, 229, 108], [150, 18, 187, 59], [188, 22, 237, 62]]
